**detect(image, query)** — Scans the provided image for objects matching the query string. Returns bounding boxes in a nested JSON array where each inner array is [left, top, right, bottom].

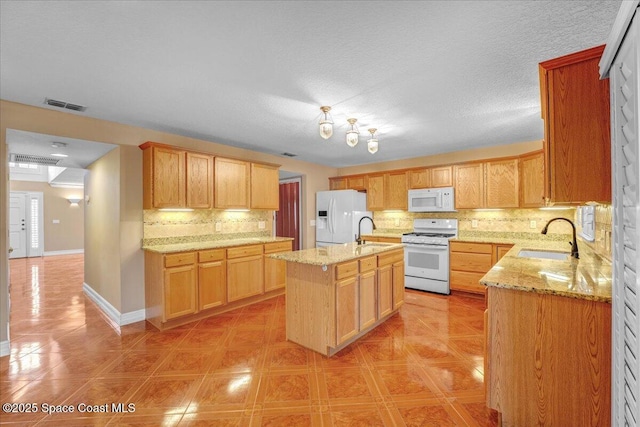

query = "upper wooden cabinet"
[[329, 177, 347, 190], [408, 169, 430, 189], [519, 150, 545, 208], [186, 152, 213, 209], [485, 158, 519, 208], [454, 162, 485, 209], [215, 157, 250, 209], [142, 144, 186, 209], [250, 163, 279, 210], [366, 172, 407, 210], [539, 45, 611, 203], [329, 175, 366, 191], [430, 166, 453, 187]]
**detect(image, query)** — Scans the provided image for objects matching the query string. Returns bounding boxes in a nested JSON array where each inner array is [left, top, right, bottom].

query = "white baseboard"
[[44, 249, 84, 256], [82, 283, 145, 326], [0, 340, 9, 357]]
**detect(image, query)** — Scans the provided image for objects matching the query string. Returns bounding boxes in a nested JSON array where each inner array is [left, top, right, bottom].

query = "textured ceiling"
[[0, 1, 621, 168]]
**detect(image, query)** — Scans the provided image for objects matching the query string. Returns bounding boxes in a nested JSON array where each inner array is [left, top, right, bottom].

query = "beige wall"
[[337, 140, 542, 176], [9, 181, 84, 252]]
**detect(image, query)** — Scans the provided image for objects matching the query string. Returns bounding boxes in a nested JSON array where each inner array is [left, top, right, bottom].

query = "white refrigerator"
[[316, 190, 373, 247]]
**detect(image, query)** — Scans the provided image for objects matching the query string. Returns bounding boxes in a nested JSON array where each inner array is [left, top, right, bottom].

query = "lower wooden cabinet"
[[450, 241, 513, 295], [336, 276, 359, 345], [359, 269, 377, 330], [378, 249, 404, 316], [145, 240, 291, 330], [227, 245, 264, 302]]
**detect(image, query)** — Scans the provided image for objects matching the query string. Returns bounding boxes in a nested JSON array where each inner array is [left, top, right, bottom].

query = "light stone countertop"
[[480, 241, 612, 303], [360, 232, 405, 240], [143, 236, 293, 254], [269, 242, 405, 266]]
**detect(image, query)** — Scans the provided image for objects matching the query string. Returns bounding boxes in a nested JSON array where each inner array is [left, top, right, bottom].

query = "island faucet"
[[356, 216, 376, 245], [541, 217, 579, 259]]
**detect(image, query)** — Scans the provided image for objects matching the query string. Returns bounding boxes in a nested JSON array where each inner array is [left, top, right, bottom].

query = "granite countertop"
[[270, 242, 404, 266], [143, 236, 294, 254], [360, 232, 405, 239], [480, 241, 612, 303]]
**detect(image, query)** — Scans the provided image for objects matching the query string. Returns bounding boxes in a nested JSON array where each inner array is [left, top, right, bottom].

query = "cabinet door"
[[519, 151, 545, 207], [430, 166, 453, 187], [494, 244, 513, 263], [454, 163, 485, 209], [330, 178, 347, 190], [409, 169, 430, 189], [377, 265, 393, 318], [336, 275, 359, 345], [392, 261, 405, 310], [227, 254, 264, 302], [198, 260, 226, 310], [359, 270, 377, 330], [264, 256, 286, 292], [386, 171, 408, 210], [251, 163, 279, 209], [186, 152, 213, 209], [164, 264, 197, 321], [540, 46, 611, 203], [347, 176, 366, 191], [153, 146, 186, 208], [215, 157, 250, 209], [367, 174, 385, 211], [485, 158, 519, 208]]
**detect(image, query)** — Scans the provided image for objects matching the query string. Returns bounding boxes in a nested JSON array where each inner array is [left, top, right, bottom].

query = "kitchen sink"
[[517, 249, 569, 261]]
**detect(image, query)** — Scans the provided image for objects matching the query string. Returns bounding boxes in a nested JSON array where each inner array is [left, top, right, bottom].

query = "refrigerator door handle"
[[327, 198, 333, 234], [330, 198, 336, 234]]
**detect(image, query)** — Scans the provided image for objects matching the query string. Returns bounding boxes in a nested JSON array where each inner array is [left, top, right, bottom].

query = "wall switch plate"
[[258, 221, 266, 229], [310, 220, 316, 227], [471, 219, 478, 228], [52, 219, 60, 224], [215, 222, 222, 232], [530, 220, 537, 229]]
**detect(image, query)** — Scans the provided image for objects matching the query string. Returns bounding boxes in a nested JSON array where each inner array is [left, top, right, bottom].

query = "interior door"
[[276, 181, 300, 250], [9, 193, 26, 259]]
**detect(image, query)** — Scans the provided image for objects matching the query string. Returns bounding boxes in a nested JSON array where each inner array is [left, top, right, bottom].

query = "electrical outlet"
[[258, 221, 266, 229], [394, 218, 400, 227], [52, 219, 60, 224], [530, 220, 537, 229], [471, 219, 478, 228], [215, 222, 222, 232]]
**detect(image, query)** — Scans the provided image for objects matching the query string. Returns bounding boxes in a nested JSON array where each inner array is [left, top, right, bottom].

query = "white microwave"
[[408, 187, 456, 212]]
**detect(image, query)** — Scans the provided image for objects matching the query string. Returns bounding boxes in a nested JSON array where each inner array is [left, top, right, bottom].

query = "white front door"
[[9, 193, 26, 259]]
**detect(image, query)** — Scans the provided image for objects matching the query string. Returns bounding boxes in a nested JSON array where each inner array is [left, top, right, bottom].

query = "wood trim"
[[539, 45, 606, 70]]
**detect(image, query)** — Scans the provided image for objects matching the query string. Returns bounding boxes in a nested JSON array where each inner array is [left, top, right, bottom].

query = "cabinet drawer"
[[450, 241, 493, 254], [378, 249, 404, 267], [450, 271, 486, 294], [165, 252, 196, 268], [335, 261, 359, 280], [198, 249, 225, 263], [359, 256, 377, 273], [227, 244, 263, 259], [450, 252, 492, 273], [264, 241, 292, 254]]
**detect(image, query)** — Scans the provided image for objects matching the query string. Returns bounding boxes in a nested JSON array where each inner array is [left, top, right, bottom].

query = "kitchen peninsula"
[[271, 242, 405, 356]]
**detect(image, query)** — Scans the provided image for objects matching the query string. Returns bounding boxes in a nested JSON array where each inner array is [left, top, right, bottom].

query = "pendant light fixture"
[[367, 128, 379, 154], [319, 106, 333, 140], [346, 118, 359, 147]]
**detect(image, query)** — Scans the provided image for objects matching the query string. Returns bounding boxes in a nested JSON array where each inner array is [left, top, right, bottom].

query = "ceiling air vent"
[[281, 152, 297, 157], [9, 153, 61, 166], [44, 98, 87, 112]]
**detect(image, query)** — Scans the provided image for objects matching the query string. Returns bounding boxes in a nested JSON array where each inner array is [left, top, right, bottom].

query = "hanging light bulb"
[[319, 106, 333, 139], [367, 128, 379, 154], [345, 118, 359, 147]]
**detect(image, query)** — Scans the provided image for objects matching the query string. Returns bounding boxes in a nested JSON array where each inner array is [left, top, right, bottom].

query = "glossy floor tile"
[[2, 254, 498, 426]]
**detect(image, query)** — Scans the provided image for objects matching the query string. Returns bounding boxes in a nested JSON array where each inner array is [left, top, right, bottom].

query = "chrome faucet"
[[356, 216, 376, 245], [541, 217, 579, 259]]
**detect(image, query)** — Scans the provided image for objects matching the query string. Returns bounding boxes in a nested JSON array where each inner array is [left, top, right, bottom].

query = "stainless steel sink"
[[518, 249, 569, 261]]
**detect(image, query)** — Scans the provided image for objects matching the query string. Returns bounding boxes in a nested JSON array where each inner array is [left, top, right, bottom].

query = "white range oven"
[[401, 219, 458, 294]]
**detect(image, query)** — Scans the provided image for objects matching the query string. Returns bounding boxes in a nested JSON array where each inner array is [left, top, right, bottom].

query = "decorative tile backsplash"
[[143, 209, 273, 246], [373, 205, 612, 260]]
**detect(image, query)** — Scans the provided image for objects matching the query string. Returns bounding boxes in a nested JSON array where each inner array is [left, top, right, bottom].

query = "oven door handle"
[[404, 244, 449, 250]]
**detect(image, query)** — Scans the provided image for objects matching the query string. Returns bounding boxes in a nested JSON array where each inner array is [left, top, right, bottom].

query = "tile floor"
[[1, 254, 498, 426]]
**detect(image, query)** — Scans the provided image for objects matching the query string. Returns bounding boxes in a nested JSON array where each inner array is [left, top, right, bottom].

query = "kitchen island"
[[481, 242, 611, 426], [270, 242, 405, 356]]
